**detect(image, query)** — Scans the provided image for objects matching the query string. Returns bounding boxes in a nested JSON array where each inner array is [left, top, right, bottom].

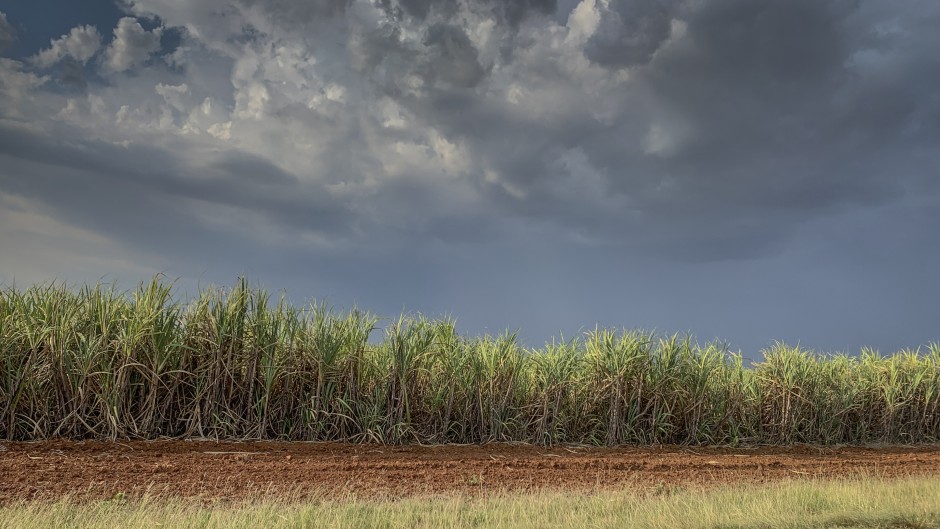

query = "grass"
[[1, 277, 939, 445], [0, 477, 938, 528]]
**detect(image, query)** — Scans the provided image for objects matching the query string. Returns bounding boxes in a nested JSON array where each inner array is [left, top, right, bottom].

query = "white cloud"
[[33, 25, 102, 67], [155, 82, 189, 109], [643, 119, 690, 158], [104, 17, 163, 72], [565, 0, 600, 45], [0, 59, 50, 119]]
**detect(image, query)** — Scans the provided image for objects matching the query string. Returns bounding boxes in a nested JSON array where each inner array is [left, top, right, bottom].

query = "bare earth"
[[2, 441, 940, 503]]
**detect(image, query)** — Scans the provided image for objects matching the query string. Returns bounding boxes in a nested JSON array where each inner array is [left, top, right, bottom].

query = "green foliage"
[[1, 278, 939, 444]]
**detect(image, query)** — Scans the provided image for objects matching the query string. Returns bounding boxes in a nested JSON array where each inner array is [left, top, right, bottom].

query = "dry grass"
[[2, 477, 939, 528]]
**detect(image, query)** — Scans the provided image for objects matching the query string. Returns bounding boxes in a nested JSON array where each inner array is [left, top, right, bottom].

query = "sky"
[[0, 0, 938, 356]]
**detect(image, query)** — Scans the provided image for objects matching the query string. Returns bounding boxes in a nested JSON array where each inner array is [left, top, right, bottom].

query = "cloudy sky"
[[1, 0, 938, 355]]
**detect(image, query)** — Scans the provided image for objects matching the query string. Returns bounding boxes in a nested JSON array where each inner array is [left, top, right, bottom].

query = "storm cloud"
[[0, 0, 938, 354]]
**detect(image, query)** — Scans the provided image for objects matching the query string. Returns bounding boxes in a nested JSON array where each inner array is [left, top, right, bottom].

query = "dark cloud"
[[495, 0, 558, 27], [454, 0, 939, 259], [210, 152, 299, 187], [602, 0, 931, 219], [239, 0, 353, 26], [0, 123, 355, 242], [348, 22, 409, 81], [376, 0, 434, 21], [58, 56, 88, 89], [350, 21, 485, 95], [0, 1, 939, 353], [585, 0, 682, 68], [378, 0, 556, 26], [422, 24, 486, 88]]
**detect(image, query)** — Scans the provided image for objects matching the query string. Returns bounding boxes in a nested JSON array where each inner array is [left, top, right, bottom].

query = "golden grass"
[[2, 476, 939, 529]]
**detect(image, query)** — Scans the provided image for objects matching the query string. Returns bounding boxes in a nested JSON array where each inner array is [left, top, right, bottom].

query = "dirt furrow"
[[2, 441, 940, 503]]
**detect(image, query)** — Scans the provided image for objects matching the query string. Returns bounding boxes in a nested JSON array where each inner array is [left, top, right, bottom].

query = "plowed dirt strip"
[[2, 441, 940, 503]]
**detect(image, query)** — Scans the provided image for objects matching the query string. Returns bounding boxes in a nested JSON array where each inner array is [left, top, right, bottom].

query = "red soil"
[[2, 441, 940, 503]]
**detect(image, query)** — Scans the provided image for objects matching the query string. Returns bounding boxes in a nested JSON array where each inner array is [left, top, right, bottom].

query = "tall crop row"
[[1, 279, 938, 444]]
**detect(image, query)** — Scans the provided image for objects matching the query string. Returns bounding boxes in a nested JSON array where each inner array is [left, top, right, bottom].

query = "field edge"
[[1, 476, 939, 529]]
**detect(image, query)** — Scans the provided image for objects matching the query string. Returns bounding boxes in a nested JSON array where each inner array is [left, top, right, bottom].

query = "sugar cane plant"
[[1, 278, 938, 445]]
